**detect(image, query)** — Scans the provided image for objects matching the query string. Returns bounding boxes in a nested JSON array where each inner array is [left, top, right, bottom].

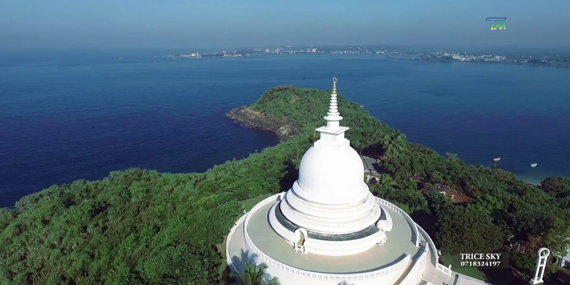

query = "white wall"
[[261, 260, 407, 285]]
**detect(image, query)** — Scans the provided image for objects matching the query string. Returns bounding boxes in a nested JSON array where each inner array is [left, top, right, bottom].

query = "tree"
[[434, 203, 506, 254], [544, 217, 570, 258], [383, 131, 407, 159], [540, 176, 570, 199], [230, 263, 280, 285], [379, 175, 397, 188]]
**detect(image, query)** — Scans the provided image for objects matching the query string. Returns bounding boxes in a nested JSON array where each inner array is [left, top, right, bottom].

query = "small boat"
[[493, 157, 501, 162], [530, 163, 538, 168]]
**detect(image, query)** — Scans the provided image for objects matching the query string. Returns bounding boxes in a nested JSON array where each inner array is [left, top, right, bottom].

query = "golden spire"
[[324, 77, 341, 128], [332, 77, 337, 94]]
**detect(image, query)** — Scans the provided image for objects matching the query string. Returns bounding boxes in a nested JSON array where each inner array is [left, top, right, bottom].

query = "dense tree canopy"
[[1, 86, 569, 284]]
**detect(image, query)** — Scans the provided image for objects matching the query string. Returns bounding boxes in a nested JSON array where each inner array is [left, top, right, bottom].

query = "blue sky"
[[1, 0, 568, 49]]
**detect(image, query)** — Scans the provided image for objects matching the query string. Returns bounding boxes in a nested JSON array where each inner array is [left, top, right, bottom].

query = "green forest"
[[1, 86, 569, 284]]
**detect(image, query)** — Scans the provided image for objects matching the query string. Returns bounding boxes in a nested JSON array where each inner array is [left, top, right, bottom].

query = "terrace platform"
[[229, 199, 419, 274]]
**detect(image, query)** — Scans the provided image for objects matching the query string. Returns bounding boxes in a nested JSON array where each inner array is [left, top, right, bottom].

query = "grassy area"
[[243, 193, 273, 211], [441, 253, 486, 280]]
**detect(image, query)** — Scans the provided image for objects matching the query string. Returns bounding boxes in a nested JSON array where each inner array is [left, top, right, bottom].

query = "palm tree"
[[379, 174, 397, 188], [383, 131, 407, 159], [230, 262, 280, 285]]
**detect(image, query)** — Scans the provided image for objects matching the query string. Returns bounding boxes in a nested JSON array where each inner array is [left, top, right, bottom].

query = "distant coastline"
[[169, 45, 570, 68], [389, 55, 570, 68]]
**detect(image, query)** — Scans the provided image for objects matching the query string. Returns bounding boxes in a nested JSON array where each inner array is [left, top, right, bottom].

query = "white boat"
[[493, 157, 501, 162], [530, 163, 538, 168]]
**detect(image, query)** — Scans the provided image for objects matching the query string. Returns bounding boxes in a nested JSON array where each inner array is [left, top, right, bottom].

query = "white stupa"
[[226, 78, 488, 285]]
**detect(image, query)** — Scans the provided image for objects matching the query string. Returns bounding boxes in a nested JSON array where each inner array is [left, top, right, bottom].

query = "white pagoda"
[[226, 78, 488, 285]]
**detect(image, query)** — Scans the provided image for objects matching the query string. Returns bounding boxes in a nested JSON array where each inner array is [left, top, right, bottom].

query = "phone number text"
[[460, 261, 502, 267]]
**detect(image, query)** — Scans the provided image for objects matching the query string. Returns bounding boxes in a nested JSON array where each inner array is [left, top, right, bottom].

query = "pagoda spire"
[[324, 77, 343, 129], [315, 77, 350, 146]]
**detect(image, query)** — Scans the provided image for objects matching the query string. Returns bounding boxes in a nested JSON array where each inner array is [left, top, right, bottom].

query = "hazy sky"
[[1, 0, 569, 50]]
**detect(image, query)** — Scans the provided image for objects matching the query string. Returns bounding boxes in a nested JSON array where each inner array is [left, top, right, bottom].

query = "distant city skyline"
[[1, 0, 569, 50]]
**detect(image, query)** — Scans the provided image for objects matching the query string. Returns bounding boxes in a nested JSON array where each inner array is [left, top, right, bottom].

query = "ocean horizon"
[[1, 51, 569, 208]]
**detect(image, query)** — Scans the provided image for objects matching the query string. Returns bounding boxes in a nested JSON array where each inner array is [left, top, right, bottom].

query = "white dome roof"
[[299, 143, 364, 187], [298, 145, 364, 197], [282, 143, 379, 234]]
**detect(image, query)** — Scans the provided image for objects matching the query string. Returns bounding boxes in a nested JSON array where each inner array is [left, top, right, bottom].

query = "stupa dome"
[[298, 143, 364, 197]]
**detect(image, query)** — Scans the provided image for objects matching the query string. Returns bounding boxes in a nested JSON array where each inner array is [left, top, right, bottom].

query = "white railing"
[[226, 212, 249, 274], [241, 194, 412, 281], [436, 263, 452, 277], [398, 244, 428, 285], [375, 197, 420, 247], [416, 223, 438, 266]]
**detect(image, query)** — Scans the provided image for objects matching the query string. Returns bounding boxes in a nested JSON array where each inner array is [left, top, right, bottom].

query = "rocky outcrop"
[[226, 106, 301, 142]]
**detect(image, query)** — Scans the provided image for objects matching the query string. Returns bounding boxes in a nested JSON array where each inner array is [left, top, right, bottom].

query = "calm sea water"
[[1, 51, 569, 207]]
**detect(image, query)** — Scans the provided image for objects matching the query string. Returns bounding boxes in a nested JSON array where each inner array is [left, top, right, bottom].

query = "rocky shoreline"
[[226, 105, 301, 142]]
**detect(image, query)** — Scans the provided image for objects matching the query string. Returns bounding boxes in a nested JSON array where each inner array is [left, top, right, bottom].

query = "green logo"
[[486, 17, 506, 30]]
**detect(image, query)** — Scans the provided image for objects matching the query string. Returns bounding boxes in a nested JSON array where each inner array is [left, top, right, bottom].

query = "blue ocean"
[[1, 50, 569, 208]]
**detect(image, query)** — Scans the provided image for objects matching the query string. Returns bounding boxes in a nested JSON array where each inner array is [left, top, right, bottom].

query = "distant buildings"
[[179, 53, 201, 58], [171, 46, 568, 67]]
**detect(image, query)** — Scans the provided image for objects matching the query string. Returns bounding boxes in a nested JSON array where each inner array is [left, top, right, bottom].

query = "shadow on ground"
[[223, 249, 281, 284], [222, 249, 257, 285]]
